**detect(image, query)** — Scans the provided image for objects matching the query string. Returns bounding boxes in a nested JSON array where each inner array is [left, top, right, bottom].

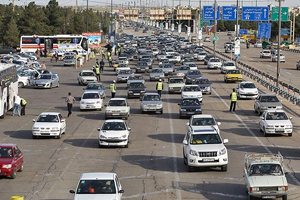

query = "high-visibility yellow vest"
[[110, 84, 116, 91], [157, 82, 163, 91], [108, 56, 112, 61], [101, 50, 105, 54], [20, 98, 27, 105], [118, 48, 121, 52], [95, 67, 100, 74], [231, 92, 237, 101], [107, 52, 111, 57]]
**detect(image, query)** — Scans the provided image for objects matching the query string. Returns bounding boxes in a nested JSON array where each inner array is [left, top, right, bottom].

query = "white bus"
[[20, 35, 90, 56], [0, 64, 18, 119]]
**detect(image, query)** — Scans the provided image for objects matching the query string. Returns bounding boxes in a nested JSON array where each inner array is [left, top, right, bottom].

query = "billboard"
[[82, 32, 102, 49]]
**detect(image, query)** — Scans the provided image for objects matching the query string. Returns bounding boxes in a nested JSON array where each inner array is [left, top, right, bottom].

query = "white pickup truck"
[[244, 152, 288, 200], [105, 98, 130, 120]]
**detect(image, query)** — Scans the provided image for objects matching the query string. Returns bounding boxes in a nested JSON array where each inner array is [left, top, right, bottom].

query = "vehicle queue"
[[0, 23, 296, 200]]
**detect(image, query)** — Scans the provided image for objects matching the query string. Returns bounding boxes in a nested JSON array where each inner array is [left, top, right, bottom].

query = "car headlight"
[[52, 127, 59, 130], [33, 127, 39, 130], [180, 109, 186, 111], [121, 134, 127, 138], [261, 106, 267, 109], [2, 164, 12, 169], [286, 125, 293, 128], [196, 109, 201, 111], [278, 186, 288, 191], [197, 95, 202, 98], [169, 87, 173, 90], [99, 134, 107, 139], [186, 77, 191, 79], [189, 149, 198, 156], [96, 101, 101, 104], [250, 187, 259, 192], [266, 125, 274, 128], [128, 91, 133, 93], [277, 106, 283, 109], [80, 101, 85, 104], [219, 148, 227, 155]]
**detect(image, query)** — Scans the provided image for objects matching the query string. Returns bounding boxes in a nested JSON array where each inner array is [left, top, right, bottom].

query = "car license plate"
[[276, 128, 284, 131], [203, 158, 214, 162], [262, 196, 276, 199], [233, 78, 237, 80], [187, 112, 194, 114], [112, 113, 120, 115], [133, 93, 140, 95], [86, 106, 90, 108]]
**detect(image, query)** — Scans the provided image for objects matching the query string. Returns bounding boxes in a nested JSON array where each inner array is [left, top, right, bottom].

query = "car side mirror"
[[128, 127, 131, 131], [83, 88, 85, 90], [217, 122, 221, 126], [119, 189, 124, 193], [182, 139, 188, 145], [186, 122, 189, 126], [61, 119, 65, 123], [223, 139, 229, 144], [290, 117, 293, 120], [97, 128, 101, 131], [69, 190, 75, 194], [260, 116, 264, 120], [178, 103, 180, 105], [32, 119, 36, 122]]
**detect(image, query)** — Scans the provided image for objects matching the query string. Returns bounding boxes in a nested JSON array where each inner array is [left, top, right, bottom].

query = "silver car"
[[254, 94, 283, 115], [33, 74, 59, 89], [149, 68, 165, 81], [84, 83, 106, 99], [140, 93, 163, 114]]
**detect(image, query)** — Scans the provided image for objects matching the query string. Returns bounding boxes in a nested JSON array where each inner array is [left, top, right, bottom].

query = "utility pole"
[[198, 0, 202, 46], [188, 0, 191, 38], [86, 0, 89, 32], [276, 0, 282, 87], [293, 10, 296, 43], [235, 0, 239, 66], [75, 0, 78, 13], [110, 0, 113, 43], [213, 0, 216, 57]]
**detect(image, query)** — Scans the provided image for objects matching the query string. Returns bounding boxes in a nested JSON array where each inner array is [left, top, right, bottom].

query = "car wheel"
[[78, 80, 81, 85], [49, 84, 52, 89], [160, 110, 163, 114], [141, 110, 145, 114], [18, 82, 24, 88], [11, 168, 17, 179], [248, 194, 254, 200], [254, 105, 257, 113], [258, 109, 261, 116], [282, 195, 287, 200], [57, 130, 62, 139], [288, 132, 292, 137], [124, 141, 129, 148], [57, 82, 59, 88], [263, 127, 269, 137], [221, 165, 227, 172], [187, 165, 193, 172], [18, 163, 24, 172], [183, 154, 187, 165], [0, 104, 6, 119], [32, 135, 37, 139]]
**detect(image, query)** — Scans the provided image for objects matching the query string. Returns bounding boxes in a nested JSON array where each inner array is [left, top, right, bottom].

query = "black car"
[[0, 46, 16, 54], [178, 98, 202, 118], [185, 70, 202, 84], [127, 81, 146, 98]]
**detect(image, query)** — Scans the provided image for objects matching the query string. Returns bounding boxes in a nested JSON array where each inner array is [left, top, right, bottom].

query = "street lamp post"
[[235, 0, 239, 66], [86, 0, 89, 32], [276, 0, 282, 87], [213, 0, 217, 57]]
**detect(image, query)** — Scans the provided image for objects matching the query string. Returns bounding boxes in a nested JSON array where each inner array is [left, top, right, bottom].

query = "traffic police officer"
[[110, 80, 117, 98], [156, 79, 163, 97], [229, 88, 237, 112]]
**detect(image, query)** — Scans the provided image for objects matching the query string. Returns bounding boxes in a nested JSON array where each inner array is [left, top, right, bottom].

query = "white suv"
[[183, 126, 229, 172], [186, 114, 221, 134]]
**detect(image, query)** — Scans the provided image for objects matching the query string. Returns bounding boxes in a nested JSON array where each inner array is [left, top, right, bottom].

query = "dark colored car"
[[127, 81, 146, 98], [0, 46, 16, 54], [136, 61, 150, 73], [194, 78, 212, 95], [248, 39, 257, 45], [204, 54, 215, 65], [0, 144, 24, 179], [178, 98, 202, 118], [185, 70, 202, 84]]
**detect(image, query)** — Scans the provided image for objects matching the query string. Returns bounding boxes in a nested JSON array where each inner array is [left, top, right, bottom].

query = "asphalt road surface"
[[0, 27, 300, 200]]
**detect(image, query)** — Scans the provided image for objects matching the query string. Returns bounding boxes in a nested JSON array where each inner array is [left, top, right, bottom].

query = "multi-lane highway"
[[0, 27, 300, 200]]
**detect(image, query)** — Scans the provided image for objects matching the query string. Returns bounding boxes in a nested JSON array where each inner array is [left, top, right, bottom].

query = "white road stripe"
[[122, 189, 171, 199], [166, 93, 182, 200], [212, 88, 300, 186], [287, 72, 292, 75]]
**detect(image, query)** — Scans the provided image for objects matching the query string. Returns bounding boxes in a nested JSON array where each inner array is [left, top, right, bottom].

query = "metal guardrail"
[[203, 46, 300, 105]]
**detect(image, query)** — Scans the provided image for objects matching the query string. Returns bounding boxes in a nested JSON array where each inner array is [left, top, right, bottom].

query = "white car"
[[80, 91, 103, 111], [207, 58, 222, 69], [118, 57, 129, 65], [183, 126, 229, 172], [204, 37, 210, 42], [254, 42, 262, 48], [186, 114, 221, 134], [98, 120, 131, 147], [77, 70, 97, 85], [105, 98, 130, 119], [236, 82, 259, 99], [220, 61, 236, 74], [18, 75, 30, 88], [69, 172, 124, 200], [272, 53, 285, 63], [181, 85, 203, 103], [116, 65, 130, 75], [32, 112, 66, 139], [197, 52, 207, 61], [168, 78, 185, 93], [260, 50, 272, 58], [259, 110, 293, 137]]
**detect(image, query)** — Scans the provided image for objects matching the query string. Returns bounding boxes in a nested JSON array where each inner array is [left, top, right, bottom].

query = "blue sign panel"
[[222, 6, 237, 20], [239, 29, 248, 35], [35, 38, 40, 44], [281, 28, 290, 36], [203, 6, 220, 20], [258, 23, 271, 39], [242, 7, 269, 21]]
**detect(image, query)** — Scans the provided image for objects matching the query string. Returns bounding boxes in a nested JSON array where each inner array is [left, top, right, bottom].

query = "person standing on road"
[[95, 59, 100, 68], [107, 51, 111, 61], [41, 61, 46, 69], [101, 49, 106, 59], [100, 59, 105, 73], [156, 79, 163, 97], [20, 97, 27, 116], [12, 89, 21, 116], [229, 88, 237, 112], [110, 80, 117, 98], [95, 65, 101, 82], [65, 92, 76, 117], [108, 56, 113, 67]]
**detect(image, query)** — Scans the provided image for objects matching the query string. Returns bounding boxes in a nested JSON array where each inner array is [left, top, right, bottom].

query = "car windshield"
[[181, 99, 200, 106], [86, 84, 103, 90], [224, 62, 235, 66], [260, 96, 279, 102], [199, 53, 206, 55], [195, 79, 209, 84], [161, 65, 172, 68], [210, 59, 220, 62], [169, 79, 184, 84], [266, 112, 288, 120], [188, 64, 196, 67], [119, 70, 132, 74], [65, 56, 74, 59], [190, 134, 222, 144], [250, 164, 283, 176], [81, 72, 94, 76], [143, 95, 161, 101], [240, 83, 256, 88], [191, 118, 216, 126], [129, 75, 143, 80], [128, 83, 144, 88], [108, 100, 126, 106], [82, 93, 100, 99], [187, 70, 201, 75], [183, 86, 200, 91], [228, 70, 240, 74], [151, 69, 162, 73], [179, 66, 190, 71], [102, 122, 126, 130], [0, 147, 13, 158], [39, 75, 52, 79], [76, 180, 116, 194], [37, 114, 59, 122]]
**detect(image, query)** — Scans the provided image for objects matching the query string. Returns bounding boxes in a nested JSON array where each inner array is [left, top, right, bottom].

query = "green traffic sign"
[[213, 36, 219, 41], [271, 7, 289, 21], [160, 24, 163, 28]]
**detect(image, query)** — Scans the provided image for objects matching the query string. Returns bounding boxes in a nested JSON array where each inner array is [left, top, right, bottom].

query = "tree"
[[45, 0, 64, 34], [3, 17, 19, 47]]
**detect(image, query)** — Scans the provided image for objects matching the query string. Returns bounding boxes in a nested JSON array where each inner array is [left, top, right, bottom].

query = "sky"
[[0, 0, 299, 8]]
